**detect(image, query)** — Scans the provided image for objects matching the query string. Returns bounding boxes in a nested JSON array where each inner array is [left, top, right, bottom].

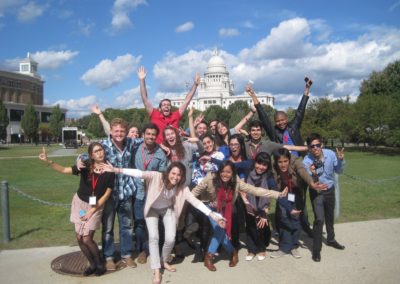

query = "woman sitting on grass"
[[38, 143, 114, 276], [100, 161, 225, 284]]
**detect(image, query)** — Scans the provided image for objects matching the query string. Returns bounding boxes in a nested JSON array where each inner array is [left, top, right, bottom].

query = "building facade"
[[0, 53, 67, 143], [170, 51, 274, 111]]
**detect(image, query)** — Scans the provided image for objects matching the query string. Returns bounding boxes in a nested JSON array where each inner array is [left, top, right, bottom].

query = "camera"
[[304, 77, 313, 86], [313, 159, 324, 169]]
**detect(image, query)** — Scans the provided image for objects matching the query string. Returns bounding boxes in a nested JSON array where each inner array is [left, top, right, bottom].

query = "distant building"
[[169, 51, 274, 111], [0, 53, 67, 143]]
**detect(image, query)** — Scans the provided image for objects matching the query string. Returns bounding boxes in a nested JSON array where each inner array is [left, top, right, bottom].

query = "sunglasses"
[[309, 143, 321, 149]]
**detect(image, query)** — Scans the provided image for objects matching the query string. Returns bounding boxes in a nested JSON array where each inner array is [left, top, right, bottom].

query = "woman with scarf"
[[243, 152, 277, 261], [192, 160, 287, 271], [101, 161, 225, 284]]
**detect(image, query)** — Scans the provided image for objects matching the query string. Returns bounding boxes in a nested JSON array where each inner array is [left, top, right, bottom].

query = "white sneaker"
[[270, 250, 287, 258], [245, 253, 255, 261], [291, 248, 302, 259], [256, 253, 266, 261]]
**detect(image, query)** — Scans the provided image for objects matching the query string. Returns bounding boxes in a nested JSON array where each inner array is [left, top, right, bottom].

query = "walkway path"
[[0, 218, 399, 284]]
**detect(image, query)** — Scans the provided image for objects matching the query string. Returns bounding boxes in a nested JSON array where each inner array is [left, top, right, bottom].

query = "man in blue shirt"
[[131, 123, 168, 264], [303, 133, 345, 262]]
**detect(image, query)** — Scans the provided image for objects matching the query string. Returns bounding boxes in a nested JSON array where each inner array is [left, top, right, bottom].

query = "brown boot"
[[204, 252, 216, 271], [229, 250, 239, 267]]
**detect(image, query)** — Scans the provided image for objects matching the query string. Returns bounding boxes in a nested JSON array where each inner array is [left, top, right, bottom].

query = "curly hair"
[[162, 126, 185, 160]]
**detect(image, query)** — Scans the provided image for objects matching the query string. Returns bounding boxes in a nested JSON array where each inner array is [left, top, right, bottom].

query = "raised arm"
[[38, 147, 72, 174], [91, 105, 110, 136], [246, 84, 276, 141], [188, 107, 196, 139], [292, 77, 312, 128], [179, 73, 200, 115], [233, 106, 256, 133], [137, 66, 154, 115]]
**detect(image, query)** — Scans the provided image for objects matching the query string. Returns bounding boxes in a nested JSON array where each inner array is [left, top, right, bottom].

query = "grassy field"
[[0, 145, 399, 250]]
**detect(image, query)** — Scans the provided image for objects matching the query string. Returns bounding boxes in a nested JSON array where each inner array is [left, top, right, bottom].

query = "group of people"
[[38, 68, 345, 284]]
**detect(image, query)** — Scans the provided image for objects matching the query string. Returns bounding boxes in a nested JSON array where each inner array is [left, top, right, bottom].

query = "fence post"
[[334, 173, 340, 219], [1, 180, 10, 243]]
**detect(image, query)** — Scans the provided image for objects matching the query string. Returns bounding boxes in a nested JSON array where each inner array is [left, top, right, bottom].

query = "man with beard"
[[137, 66, 200, 144]]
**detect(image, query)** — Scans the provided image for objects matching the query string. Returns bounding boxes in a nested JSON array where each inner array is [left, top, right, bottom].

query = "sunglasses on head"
[[309, 143, 321, 149]]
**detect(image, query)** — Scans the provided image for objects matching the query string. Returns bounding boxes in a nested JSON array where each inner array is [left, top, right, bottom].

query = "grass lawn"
[[0, 147, 399, 249]]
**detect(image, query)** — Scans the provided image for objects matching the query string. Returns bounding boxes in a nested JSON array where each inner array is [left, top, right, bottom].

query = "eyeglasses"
[[309, 143, 321, 149], [229, 143, 240, 147], [93, 148, 104, 154]]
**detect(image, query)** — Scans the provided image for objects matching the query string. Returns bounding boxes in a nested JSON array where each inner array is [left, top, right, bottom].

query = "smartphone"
[[79, 209, 86, 217]]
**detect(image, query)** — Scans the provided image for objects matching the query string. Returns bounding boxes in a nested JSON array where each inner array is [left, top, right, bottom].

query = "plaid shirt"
[[101, 136, 143, 201], [132, 143, 168, 200]]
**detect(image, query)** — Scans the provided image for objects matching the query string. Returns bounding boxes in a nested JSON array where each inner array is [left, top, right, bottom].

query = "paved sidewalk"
[[0, 218, 399, 284]]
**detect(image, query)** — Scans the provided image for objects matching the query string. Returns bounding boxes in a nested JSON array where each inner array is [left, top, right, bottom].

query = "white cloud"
[[53, 95, 97, 117], [175, 21, 194, 33], [241, 21, 256, 29], [81, 54, 142, 90], [76, 19, 95, 36], [115, 86, 143, 108], [152, 18, 400, 110], [153, 49, 216, 91], [17, 1, 48, 22], [0, 0, 23, 17], [32, 50, 79, 69], [219, 28, 240, 38], [110, 0, 147, 33], [239, 17, 313, 61]]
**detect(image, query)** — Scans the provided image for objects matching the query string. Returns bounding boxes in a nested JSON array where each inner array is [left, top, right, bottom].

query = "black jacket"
[[255, 94, 309, 146]]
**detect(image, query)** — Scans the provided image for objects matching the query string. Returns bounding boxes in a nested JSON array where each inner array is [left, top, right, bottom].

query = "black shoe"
[[95, 265, 107, 276], [304, 228, 314, 238], [327, 241, 345, 250], [312, 252, 321, 262], [83, 266, 97, 276]]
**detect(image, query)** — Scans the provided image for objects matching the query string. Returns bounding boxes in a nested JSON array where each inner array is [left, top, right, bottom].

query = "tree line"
[[1, 60, 399, 147]]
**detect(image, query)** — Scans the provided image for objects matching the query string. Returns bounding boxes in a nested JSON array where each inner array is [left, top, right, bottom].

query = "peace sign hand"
[[38, 147, 48, 162], [336, 147, 345, 160]]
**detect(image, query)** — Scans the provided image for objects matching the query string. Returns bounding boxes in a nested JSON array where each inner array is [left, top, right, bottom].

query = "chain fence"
[[8, 185, 70, 208], [342, 172, 400, 184]]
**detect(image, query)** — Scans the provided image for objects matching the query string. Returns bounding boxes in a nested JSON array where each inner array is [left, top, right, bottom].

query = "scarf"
[[216, 186, 233, 239]]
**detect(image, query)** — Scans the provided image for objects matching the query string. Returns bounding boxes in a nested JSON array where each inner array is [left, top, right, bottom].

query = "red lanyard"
[[91, 174, 101, 196], [288, 176, 292, 193], [249, 143, 259, 159], [142, 146, 155, 170]]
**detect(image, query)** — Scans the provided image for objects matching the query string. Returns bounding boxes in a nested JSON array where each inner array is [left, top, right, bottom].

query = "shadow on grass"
[[12, 227, 42, 241]]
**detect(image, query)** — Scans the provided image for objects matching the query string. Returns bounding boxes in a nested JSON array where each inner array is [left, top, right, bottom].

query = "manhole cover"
[[51, 251, 125, 277]]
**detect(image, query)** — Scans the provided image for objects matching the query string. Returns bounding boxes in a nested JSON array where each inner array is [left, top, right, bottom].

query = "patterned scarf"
[[217, 186, 233, 239]]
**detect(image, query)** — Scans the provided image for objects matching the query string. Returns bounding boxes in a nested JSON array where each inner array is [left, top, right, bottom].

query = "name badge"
[[89, 196, 97, 205], [288, 193, 295, 202]]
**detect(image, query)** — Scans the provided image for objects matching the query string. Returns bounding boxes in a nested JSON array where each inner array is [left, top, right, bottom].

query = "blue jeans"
[[102, 196, 133, 259], [133, 197, 148, 254], [277, 204, 301, 253], [207, 215, 234, 254]]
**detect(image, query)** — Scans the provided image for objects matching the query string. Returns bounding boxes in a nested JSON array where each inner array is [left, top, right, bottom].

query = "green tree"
[[20, 103, 39, 143], [203, 105, 230, 124], [87, 114, 106, 138], [227, 101, 250, 127], [0, 100, 9, 141], [48, 104, 64, 142]]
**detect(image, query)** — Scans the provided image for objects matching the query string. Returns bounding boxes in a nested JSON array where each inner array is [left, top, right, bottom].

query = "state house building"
[[0, 53, 67, 143], [169, 51, 274, 111]]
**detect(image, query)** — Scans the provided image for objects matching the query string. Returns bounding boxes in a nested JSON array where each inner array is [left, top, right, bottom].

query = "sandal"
[[162, 262, 177, 272]]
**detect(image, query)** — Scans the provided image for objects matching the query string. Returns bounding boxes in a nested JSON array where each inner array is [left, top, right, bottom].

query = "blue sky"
[[1, 0, 399, 118]]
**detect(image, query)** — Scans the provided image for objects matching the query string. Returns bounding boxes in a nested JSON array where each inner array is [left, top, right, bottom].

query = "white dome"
[[206, 55, 228, 74]]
